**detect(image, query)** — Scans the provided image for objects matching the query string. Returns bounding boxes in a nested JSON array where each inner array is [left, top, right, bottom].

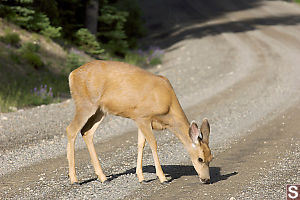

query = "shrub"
[[21, 41, 40, 53], [98, 3, 129, 55], [0, 3, 61, 38], [147, 46, 164, 65], [124, 51, 145, 66], [64, 53, 85, 73], [115, 0, 145, 48], [18, 41, 43, 69], [75, 28, 104, 55], [125, 46, 164, 67], [21, 50, 43, 69], [31, 84, 53, 105], [40, 26, 62, 38], [0, 32, 21, 47], [9, 50, 21, 64], [149, 57, 162, 66]]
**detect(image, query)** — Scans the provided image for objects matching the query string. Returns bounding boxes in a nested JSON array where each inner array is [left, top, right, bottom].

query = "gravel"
[[1, 0, 300, 199]]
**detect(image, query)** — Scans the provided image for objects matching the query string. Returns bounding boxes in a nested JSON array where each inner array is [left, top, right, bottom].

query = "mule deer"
[[66, 60, 213, 184]]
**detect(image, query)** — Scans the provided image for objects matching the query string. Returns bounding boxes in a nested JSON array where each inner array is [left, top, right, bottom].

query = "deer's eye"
[[198, 158, 203, 163]]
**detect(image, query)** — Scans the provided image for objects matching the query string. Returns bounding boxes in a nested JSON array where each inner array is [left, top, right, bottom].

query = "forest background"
[[0, 0, 163, 112]]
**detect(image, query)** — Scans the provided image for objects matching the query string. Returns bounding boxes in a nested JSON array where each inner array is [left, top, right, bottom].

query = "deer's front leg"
[[137, 121, 167, 183], [136, 129, 146, 182]]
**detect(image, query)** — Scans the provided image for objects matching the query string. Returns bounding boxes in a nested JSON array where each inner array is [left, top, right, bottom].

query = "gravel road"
[[1, 0, 300, 199]]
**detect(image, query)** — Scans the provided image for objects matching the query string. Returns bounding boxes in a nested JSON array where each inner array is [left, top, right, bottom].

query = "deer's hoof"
[[161, 180, 169, 185], [71, 182, 80, 185], [139, 180, 147, 184]]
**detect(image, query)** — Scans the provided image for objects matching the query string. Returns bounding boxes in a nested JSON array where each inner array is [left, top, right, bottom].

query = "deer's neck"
[[168, 95, 194, 149], [169, 112, 192, 147]]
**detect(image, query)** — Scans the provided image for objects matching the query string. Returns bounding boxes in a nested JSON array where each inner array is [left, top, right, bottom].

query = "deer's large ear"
[[189, 121, 200, 144], [200, 118, 210, 144]]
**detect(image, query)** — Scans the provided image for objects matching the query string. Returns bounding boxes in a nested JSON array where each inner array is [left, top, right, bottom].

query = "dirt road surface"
[[1, 0, 300, 199]]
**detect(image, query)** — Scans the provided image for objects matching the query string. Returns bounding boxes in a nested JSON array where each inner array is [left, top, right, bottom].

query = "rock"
[[1, 116, 8, 120], [9, 106, 18, 112]]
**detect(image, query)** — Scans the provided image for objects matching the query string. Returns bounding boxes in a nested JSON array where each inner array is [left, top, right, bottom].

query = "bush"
[[0, 76, 66, 112], [0, 32, 21, 47], [98, 3, 129, 55], [21, 50, 43, 69], [75, 28, 104, 55], [147, 46, 164, 65], [9, 50, 21, 64], [30, 84, 54, 105], [0, 3, 62, 38], [21, 42, 40, 53], [124, 51, 145, 66], [17, 41, 43, 69], [64, 53, 84, 73], [115, 0, 145, 48], [40, 26, 62, 38], [125, 46, 164, 67]]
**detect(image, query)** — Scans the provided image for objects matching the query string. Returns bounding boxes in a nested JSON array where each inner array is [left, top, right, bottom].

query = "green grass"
[[295, 0, 300, 4], [0, 73, 69, 112], [0, 23, 77, 112], [0, 45, 87, 112], [0, 20, 164, 112], [0, 46, 164, 112], [124, 47, 164, 67], [0, 32, 21, 47], [21, 50, 44, 69], [124, 51, 146, 66], [63, 53, 85, 74]]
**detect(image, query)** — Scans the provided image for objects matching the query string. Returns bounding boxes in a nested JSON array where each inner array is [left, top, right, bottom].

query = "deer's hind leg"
[[81, 108, 107, 183], [66, 105, 97, 184]]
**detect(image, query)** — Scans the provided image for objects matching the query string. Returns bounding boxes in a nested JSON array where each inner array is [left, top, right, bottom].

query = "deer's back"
[[69, 60, 175, 119]]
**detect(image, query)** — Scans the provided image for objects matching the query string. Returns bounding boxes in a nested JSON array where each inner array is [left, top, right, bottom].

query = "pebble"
[[9, 106, 18, 112], [1, 2, 300, 199], [1, 116, 8, 120]]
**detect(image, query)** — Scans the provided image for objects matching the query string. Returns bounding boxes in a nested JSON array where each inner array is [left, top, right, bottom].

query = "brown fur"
[[66, 60, 212, 184]]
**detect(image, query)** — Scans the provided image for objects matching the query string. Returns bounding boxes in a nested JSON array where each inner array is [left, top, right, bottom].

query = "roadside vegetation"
[[0, 0, 164, 112]]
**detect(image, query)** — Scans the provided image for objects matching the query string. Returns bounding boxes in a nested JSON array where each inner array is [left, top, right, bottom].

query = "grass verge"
[[0, 21, 164, 112], [0, 72, 69, 112]]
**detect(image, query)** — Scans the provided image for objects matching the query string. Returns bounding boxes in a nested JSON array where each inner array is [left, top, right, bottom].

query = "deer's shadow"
[[79, 165, 237, 185]]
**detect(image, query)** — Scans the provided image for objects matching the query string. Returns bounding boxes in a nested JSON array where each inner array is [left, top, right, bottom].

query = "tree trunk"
[[85, 0, 99, 35]]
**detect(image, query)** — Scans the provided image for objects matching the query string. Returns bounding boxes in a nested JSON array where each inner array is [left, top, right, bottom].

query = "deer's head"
[[188, 119, 213, 184]]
